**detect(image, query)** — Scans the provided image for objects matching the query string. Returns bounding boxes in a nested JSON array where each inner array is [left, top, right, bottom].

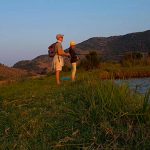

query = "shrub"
[[121, 52, 148, 67], [80, 51, 102, 70]]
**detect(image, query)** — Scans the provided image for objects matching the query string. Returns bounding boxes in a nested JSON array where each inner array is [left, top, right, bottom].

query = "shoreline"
[[99, 67, 150, 79], [100, 72, 150, 80]]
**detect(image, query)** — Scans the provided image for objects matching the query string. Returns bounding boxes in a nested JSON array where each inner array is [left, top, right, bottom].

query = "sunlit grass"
[[0, 71, 150, 149]]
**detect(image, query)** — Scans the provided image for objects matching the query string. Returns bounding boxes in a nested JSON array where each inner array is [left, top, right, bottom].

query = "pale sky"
[[0, 0, 150, 66]]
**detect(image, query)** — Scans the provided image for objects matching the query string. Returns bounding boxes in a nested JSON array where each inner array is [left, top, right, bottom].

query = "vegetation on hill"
[[0, 64, 29, 82], [77, 30, 150, 59], [0, 71, 150, 149]]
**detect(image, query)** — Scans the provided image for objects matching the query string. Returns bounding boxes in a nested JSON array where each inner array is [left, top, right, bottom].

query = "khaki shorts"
[[55, 62, 62, 71], [52, 55, 64, 71]]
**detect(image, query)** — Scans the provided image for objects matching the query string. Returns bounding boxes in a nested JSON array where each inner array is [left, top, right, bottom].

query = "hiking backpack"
[[48, 42, 57, 57]]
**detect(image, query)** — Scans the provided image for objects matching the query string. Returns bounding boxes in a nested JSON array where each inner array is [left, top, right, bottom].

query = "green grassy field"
[[0, 71, 150, 149]]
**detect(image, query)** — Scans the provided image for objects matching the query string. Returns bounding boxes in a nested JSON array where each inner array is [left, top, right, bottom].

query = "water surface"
[[115, 78, 150, 94]]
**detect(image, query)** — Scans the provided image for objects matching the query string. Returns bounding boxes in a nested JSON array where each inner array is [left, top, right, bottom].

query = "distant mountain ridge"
[[76, 30, 150, 59], [13, 30, 150, 74]]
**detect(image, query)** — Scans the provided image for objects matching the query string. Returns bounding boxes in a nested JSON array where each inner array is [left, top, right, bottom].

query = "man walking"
[[52, 34, 70, 85]]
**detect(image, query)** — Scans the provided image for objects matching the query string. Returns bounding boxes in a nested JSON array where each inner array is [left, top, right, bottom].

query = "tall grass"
[[99, 62, 150, 79], [0, 72, 150, 149]]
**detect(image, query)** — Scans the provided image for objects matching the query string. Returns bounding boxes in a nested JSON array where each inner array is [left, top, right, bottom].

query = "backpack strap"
[[54, 42, 60, 62]]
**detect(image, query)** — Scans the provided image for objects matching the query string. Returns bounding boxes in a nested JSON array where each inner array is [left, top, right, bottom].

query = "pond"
[[115, 78, 150, 95]]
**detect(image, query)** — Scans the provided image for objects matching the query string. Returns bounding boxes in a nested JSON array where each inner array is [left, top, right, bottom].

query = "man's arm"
[[57, 49, 70, 57], [56, 43, 69, 57]]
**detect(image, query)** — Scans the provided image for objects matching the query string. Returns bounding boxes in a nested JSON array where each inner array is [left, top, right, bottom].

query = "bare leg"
[[56, 70, 61, 85], [71, 63, 76, 81]]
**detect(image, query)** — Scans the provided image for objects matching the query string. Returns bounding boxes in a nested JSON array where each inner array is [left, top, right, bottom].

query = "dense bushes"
[[121, 52, 150, 67], [80, 51, 102, 70]]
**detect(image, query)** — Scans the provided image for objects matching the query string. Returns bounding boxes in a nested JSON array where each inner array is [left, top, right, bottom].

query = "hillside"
[[13, 30, 150, 74], [13, 55, 52, 74], [76, 30, 150, 60], [0, 63, 29, 81]]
